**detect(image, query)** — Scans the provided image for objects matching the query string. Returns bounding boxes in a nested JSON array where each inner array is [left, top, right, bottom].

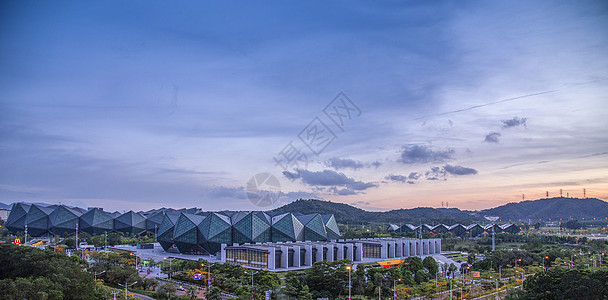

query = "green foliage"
[[273, 199, 483, 224], [403, 256, 424, 273], [482, 197, 608, 221], [509, 268, 608, 299], [422, 256, 438, 276], [0, 244, 97, 299]]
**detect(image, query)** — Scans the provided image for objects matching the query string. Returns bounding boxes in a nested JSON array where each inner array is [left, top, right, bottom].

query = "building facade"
[[221, 237, 442, 271]]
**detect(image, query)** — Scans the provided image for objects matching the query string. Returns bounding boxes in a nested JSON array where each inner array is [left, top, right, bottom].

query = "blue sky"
[[1, 1, 607, 212]]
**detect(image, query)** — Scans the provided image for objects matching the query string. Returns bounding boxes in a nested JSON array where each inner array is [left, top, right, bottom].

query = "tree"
[[187, 285, 199, 300], [282, 271, 309, 299], [448, 263, 458, 278], [511, 268, 608, 299], [158, 283, 178, 299], [422, 256, 439, 276], [468, 253, 477, 265], [403, 256, 424, 273], [414, 270, 428, 284], [0, 244, 97, 299]]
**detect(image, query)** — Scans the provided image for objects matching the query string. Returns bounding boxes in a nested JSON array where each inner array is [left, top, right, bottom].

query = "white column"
[[396, 240, 403, 257], [305, 245, 313, 266], [380, 241, 388, 259], [280, 246, 289, 269], [389, 241, 396, 258], [326, 244, 335, 262], [268, 247, 276, 270], [336, 244, 345, 260], [293, 246, 301, 267], [316, 245, 324, 262], [355, 243, 363, 261], [220, 244, 227, 262], [345, 243, 354, 261]]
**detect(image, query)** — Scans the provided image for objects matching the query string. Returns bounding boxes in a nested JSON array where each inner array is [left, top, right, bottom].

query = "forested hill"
[[480, 197, 608, 222], [271, 199, 484, 225]]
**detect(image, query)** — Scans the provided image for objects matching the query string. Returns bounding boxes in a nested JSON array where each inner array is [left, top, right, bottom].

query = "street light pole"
[[346, 265, 352, 300], [117, 280, 138, 299], [393, 278, 401, 300], [250, 270, 258, 300]]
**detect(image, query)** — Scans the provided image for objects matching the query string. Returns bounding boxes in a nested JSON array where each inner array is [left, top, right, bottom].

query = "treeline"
[[273, 199, 483, 224], [507, 268, 608, 299], [0, 244, 101, 299], [282, 256, 445, 299]]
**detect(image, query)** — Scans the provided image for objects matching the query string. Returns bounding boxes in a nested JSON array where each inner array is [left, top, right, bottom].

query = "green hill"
[[271, 199, 484, 225], [479, 197, 608, 222]]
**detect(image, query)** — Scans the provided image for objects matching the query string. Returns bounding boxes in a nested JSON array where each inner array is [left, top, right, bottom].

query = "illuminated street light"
[[346, 265, 352, 300]]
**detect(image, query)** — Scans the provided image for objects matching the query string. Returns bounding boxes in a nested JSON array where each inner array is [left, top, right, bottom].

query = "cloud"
[[350, 200, 371, 206], [283, 169, 377, 192], [385, 174, 407, 183], [408, 172, 422, 180], [425, 166, 447, 180], [502, 117, 527, 128], [330, 187, 358, 195], [325, 158, 382, 170], [398, 144, 454, 164], [385, 172, 422, 184], [325, 158, 364, 170], [443, 164, 478, 175], [484, 132, 501, 143]]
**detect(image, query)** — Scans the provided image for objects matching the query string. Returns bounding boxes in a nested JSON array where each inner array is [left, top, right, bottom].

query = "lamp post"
[[393, 278, 401, 300], [130, 252, 138, 271], [571, 254, 576, 269], [202, 263, 212, 286], [346, 265, 352, 300], [249, 270, 258, 300], [165, 258, 174, 279], [117, 280, 138, 299], [543, 256, 549, 270], [515, 258, 522, 269]]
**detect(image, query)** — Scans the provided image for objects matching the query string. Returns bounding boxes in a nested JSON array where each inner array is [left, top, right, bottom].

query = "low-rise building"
[[220, 237, 441, 271]]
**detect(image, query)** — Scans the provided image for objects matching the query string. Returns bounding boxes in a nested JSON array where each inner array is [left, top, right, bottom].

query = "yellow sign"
[[471, 271, 481, 278], [377, 259, 404, 267], [14, 238, 21, 244]]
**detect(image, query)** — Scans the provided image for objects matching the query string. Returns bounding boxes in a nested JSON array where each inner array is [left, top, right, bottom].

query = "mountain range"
[[1, 197, 606, 224]]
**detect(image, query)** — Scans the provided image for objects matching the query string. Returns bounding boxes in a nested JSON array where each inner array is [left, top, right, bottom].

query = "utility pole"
[[75, 223, 79, 250], [117, 280, 138, 299], [492, 225, 495, 252]]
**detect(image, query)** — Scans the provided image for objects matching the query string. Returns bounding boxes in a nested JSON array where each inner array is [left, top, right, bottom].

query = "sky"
[[1, 1, 607, 212]]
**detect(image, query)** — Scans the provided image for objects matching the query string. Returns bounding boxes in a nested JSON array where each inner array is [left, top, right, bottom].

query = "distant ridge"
[[4, 197, 606, 224], [479, 197, 608, 222], [272, 199, 484, 224]]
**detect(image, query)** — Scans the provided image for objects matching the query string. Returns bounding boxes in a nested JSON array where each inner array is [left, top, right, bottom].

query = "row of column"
[[379, 238, 441, 259]]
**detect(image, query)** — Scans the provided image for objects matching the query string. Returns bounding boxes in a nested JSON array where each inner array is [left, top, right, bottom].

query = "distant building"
[[388, 223, 521, 236], [5, 203, 342, 256], [221, 237, 442, 271]]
